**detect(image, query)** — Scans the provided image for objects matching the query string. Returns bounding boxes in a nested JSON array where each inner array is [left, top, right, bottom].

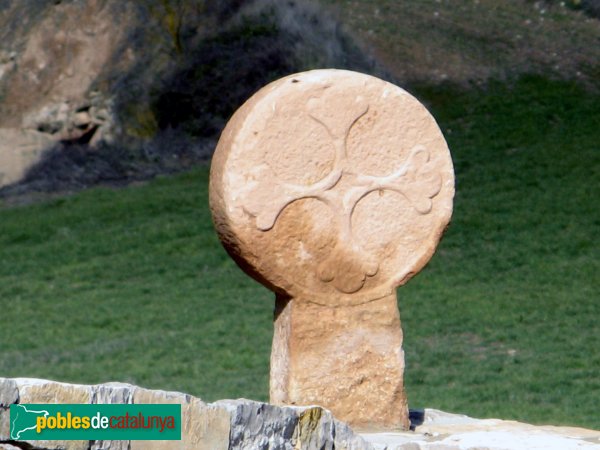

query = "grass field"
[[0, 76, 598, 430]]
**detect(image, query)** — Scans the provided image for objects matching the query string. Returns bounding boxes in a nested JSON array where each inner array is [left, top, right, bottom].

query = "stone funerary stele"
[[209, 69, 454, 431]]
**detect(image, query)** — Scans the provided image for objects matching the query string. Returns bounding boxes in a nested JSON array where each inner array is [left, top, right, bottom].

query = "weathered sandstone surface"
[[210, 69, 454, 430]]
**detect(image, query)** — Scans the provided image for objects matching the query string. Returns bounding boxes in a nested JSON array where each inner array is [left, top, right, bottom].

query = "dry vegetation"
[[317, 0, 600, 86]]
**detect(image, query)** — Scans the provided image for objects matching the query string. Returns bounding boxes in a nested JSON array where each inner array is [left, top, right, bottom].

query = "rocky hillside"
[[0, 0, 597, 196], [0, 0, 378, 195]]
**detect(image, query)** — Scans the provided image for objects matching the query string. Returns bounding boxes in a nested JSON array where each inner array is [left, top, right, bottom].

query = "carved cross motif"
[[242, 97, 443, 293]]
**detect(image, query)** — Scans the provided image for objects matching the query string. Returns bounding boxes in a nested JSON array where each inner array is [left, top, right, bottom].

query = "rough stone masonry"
[[209, 69, 454, 431], [4, 378, 599, 450]]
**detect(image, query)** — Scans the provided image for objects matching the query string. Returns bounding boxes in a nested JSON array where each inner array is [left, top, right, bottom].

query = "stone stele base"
[[270, 293, 408, 431], [1, 378, 599, 450]]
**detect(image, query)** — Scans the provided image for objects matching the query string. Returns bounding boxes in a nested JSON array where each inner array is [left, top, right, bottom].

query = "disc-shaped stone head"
[[210, 69, 454, 305]]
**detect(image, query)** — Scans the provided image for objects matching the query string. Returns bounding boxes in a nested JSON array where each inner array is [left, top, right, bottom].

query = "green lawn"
[[1, 76, 598, 429]]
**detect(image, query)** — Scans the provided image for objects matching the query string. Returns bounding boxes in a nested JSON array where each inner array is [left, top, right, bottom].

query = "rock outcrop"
[[1, 378, 599, 450], [0, 0, 378, 193], [0, 0, 125, 188]]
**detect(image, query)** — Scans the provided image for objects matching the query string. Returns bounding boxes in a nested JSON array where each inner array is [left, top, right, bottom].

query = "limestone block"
[[17, 378, 93, 450], [0, 378, 18, 440], [361, 409, 600, 450], [15, 378, 94, 405], [215, 399, 373, 450], [90, 382, 134, 450], [217, 400, 298, 450], [0, 378, 231, 450], [92, 382, 134, 404], [131, 386, 229, 450], [210, 69, 454, 431], [0, 378, 18, 403]]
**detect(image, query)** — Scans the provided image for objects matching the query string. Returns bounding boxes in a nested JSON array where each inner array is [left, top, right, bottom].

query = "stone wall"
[[0, 377, 370, 450], [1, 378, 599, 450]]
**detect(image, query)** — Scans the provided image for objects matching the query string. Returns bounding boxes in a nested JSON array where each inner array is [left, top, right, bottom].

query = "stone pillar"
[[209, 69, 454, 431], [270, 293, 407, 430]]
